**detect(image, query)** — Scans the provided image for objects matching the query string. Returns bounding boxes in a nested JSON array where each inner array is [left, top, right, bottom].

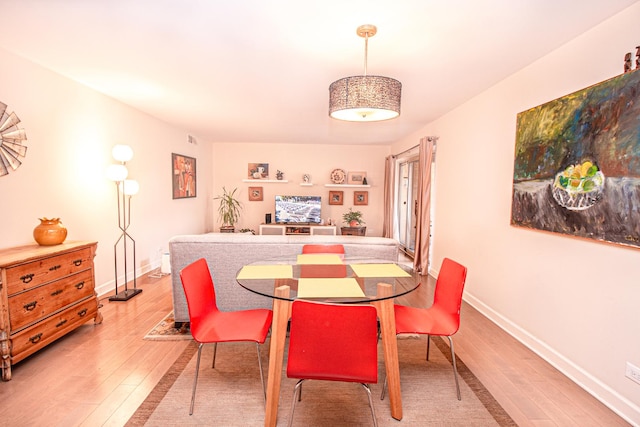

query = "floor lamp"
[[106, 144, 142, 301]]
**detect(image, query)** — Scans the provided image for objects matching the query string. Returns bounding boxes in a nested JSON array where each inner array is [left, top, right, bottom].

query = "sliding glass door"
[[396, 157, 419, 257]]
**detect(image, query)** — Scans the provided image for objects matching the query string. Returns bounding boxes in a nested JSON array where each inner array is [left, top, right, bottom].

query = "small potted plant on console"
[[341, 208, 366, 236]]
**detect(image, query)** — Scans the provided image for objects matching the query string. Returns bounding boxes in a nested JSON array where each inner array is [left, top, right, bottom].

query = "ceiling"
[[1, 1, 637, 146]]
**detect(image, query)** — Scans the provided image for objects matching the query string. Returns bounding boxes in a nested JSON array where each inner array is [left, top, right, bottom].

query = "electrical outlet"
[[626, 362, 640, 385]]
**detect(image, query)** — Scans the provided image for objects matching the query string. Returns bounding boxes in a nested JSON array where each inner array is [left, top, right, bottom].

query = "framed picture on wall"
[[172, 153, 196, 199], [354, 191, 368, 206], [249, 186, 263, 201], [248, 163, 269, 179], [329, 190, 343, 205]]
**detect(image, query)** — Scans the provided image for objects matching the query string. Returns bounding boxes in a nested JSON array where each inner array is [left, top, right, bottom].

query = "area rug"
[[127, 335, 516, 426], [143, 311, 191, 341]]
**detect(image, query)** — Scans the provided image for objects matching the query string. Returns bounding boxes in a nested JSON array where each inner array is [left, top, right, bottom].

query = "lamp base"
[[109, 288, 143, 301]]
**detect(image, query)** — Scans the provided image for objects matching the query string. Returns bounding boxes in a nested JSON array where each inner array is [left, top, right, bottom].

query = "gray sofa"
[[169, 233, 399, 325]]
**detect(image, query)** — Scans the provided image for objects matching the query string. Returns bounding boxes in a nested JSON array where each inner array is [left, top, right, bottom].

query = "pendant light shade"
[[329, 25, 401, 122]]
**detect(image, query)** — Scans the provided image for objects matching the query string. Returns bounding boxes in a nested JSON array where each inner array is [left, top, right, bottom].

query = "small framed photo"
[[354, 191, 368, 206], [248, 163, 269, 179], [172, 153, 197, 199], [347, 171, 366, 185], [329, 190, 344, 205], [248, 186, 263, 201]]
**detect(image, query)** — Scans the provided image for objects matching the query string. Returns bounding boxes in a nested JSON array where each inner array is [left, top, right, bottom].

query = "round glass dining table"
[[235, 256, 421, 303], [235, 254, 420, 426]]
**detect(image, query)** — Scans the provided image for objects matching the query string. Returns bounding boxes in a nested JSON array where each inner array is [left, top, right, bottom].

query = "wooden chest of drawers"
[[0, 241, 102, 381]]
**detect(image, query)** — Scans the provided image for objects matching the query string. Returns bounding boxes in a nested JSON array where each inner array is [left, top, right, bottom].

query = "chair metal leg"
[[426, 334, 431, 360], [211, 342, 217, 368], [380, 375, 387, 400], [288, 379, 305, 427], [190, 343, 205, 415], [447, 336, 461, 400], [256, 342, 266, 404], [360, 383, 378, 427]]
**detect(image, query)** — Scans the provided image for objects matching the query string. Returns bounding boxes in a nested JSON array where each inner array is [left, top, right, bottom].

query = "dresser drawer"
[[8, 269, 95, 331], [5, 247, 93, 296], [10, 297, 98, 364]]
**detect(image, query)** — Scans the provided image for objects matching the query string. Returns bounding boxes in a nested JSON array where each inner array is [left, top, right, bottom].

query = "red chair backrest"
[[287, 300, 378, 384], [179, 258, 219, 338], [432, 258, 468, 325], [301, 244, 345, 254]]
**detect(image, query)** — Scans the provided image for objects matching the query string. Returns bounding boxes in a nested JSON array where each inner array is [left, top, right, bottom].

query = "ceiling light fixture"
[[329, 24, 402, 122]]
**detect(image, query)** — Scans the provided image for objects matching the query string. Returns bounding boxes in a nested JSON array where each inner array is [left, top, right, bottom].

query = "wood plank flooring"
[[0, 271, 630, 426]]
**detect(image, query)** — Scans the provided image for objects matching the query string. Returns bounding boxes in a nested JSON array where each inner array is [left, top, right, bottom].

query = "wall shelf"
[[242, 179, 289, 183], [324, 184, 371, 188]]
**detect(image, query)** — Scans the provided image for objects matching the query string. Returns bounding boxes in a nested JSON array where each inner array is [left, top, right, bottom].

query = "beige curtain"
[[413, 137, 436, 274], [382, 155, 395, 238]]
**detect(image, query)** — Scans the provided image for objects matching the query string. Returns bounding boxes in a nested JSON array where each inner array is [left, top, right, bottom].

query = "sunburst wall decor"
[[0, 101, 28, 176]]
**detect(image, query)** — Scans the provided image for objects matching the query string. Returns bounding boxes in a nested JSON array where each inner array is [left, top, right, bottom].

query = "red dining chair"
[[301, 244, 345, 254], [179, 258, 273, 415], [381, 257, 468, 401], [286, 300, 379, 427]]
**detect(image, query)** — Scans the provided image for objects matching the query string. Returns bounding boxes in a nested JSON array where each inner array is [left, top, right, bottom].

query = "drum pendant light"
[[329, 24, 402, 122]]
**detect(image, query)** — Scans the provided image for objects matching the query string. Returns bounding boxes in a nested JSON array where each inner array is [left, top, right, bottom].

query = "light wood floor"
[[0, 271, 630, 426]]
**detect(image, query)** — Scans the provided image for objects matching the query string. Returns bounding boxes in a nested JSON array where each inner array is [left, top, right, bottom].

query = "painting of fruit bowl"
[[551, 161, 605, 211]]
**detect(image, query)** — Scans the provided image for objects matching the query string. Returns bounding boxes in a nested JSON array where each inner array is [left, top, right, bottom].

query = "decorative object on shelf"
[[248, 186, 263, 201], [636, 46, 640, 69], [347, 171, 366, 185], [329, 190, 343, 205], [342, 208, 365, 227], [302, 173, 311, 183], [276, 170, 284, 180], [172, 153, 196, 199], [214, 186, 242, 233], [354, 190, 369, 206], [329, 24, 401, 122], [362, 177, 368, 185], [33, 217, 67, 246], [330, 168, 346, 184], [0, 101, 28, 177], [512, 67, 640, 249], [106, 144, 142, 301], [248, 162, 269, 179]]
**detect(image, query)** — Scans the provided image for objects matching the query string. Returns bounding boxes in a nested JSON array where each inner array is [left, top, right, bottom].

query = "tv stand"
[[259, 224, 337, 236]]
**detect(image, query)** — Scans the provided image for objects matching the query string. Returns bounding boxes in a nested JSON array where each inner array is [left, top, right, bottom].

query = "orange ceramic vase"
[[33, 217, 68, 246]]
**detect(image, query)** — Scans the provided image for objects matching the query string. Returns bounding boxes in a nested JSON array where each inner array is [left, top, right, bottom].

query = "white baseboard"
[[463, 291, 640, 426]]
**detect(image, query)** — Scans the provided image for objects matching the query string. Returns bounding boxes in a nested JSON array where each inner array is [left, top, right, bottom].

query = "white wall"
[[210, 142, 389, 235], [393, 3, 640, 424], [0, 48, 212, 296]]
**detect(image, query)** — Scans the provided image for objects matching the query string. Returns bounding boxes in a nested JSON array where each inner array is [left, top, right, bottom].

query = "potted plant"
[[214, 187, 242, 233], [342, 208, 365, 227]]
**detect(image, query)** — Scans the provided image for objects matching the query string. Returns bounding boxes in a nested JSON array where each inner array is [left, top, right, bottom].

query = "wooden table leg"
[[374, 283, 403, 420], [264, 285, 291, 427]]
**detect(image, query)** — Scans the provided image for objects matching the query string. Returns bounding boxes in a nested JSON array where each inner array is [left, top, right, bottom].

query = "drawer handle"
[[75, 281, 85, 290], [23, 301, 37, 311], [56, 319, 68, 328], [49, 265, 61, 271], [29, 333, 42, 344], [73, 259, 83, 266], [20, 274, 34, 284], [78, 309, 88, 317], [51, 289, 63, 296]]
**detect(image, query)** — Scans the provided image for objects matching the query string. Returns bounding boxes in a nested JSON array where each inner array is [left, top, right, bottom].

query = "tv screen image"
[[275, 195, 321, 224]]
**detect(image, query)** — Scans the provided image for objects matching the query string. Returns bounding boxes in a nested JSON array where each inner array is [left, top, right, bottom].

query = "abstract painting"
[[172, 153, 196, 199], [511, 69, 640, 248]]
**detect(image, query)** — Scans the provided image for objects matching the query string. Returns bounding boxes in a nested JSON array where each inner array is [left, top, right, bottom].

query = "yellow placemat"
[[297, 278, 365, 298], [350, 263, 411, 278], [296, 254, 344, 265], [236, 264, 293, 279]]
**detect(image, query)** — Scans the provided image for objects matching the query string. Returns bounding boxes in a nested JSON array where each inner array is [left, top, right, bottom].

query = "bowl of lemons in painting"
[[552, 160, 605, 211]]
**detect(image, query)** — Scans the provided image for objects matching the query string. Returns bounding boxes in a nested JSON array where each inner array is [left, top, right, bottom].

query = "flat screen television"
[[275, 195, 322, 224]]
